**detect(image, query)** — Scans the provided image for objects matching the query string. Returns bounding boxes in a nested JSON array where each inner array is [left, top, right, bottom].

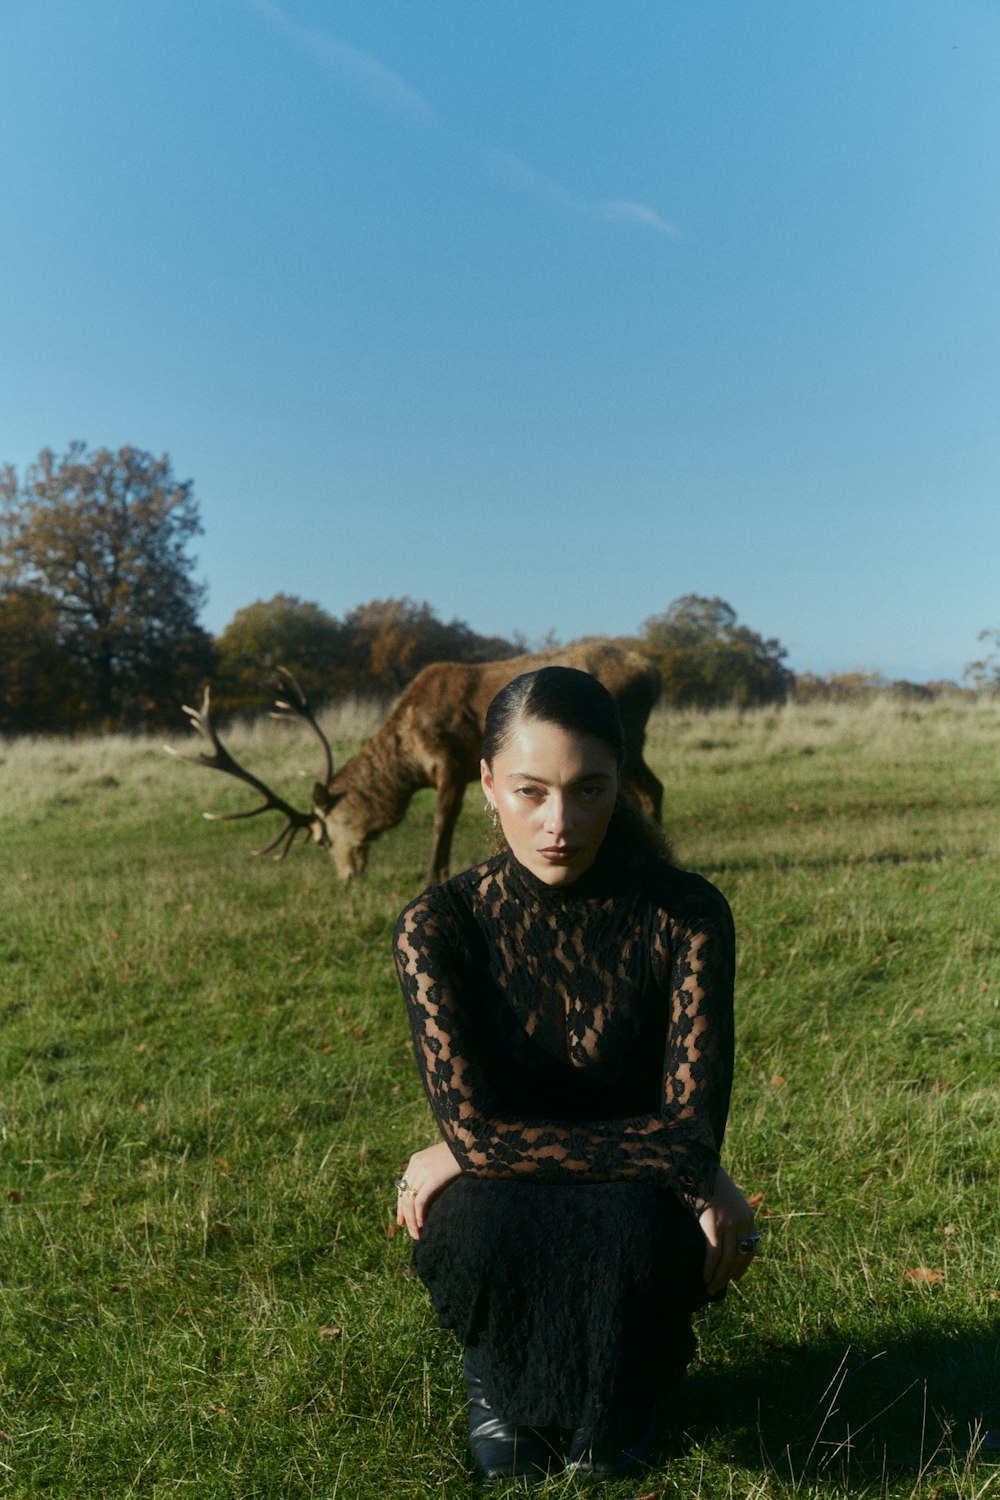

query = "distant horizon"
[[192, 580, 976, 689]]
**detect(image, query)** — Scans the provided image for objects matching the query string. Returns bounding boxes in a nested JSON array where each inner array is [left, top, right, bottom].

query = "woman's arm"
[[393, 880, 735, 1212], [653, 878, 736, 1211]]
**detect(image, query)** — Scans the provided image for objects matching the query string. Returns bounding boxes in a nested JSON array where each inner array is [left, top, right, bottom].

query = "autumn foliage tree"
[[213, 595, 353, 714], [342, 598, 514, 695], [964, 628, 1000, 692], [0, 442, 214, 730], [0, 585, 87, 733], [639, 595, 792, 707], [210, 595, 517, 716]]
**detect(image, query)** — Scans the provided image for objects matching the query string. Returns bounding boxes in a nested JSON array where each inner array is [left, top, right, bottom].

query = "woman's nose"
[[544, 794, 570, 835]]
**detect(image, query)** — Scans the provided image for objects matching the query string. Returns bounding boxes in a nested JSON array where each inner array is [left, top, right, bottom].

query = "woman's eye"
[[578, 785, 605, 800]]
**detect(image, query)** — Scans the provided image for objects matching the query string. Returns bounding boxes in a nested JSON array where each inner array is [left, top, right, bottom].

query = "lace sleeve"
[[652, 880, 736, 1208], [393, 877, 735, 1214]]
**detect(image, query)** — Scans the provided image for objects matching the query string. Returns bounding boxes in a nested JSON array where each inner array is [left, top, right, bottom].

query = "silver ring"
[[394, 1177, 408, 1193], [736, 1232, 762, 1254]]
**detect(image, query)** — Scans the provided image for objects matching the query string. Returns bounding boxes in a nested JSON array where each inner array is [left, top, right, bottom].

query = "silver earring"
[[484, 802, 499, 829]]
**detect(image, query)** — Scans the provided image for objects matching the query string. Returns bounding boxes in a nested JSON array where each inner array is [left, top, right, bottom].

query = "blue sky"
[[2, 0, 997, 682]]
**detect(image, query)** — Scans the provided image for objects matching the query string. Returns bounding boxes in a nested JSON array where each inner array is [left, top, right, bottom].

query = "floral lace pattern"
[[393, 849, 735, 1213]]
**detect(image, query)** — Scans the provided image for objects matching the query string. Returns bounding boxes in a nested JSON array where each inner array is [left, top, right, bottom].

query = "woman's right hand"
[[698, 1165, 758, 1296], [396, 1139, 462, 1241]]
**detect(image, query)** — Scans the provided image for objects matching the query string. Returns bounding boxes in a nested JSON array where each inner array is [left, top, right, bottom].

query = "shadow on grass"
[[659, 1319, 999, 1487]]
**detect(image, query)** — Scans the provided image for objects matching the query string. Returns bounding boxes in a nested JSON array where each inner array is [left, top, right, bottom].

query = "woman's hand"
[[395, 1140, 462, 1241], [698, 1166, 758, 1296]]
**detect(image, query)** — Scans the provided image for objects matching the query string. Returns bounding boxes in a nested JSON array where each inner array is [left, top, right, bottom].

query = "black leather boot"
[[564, 1409, 655, 1478], [464, 1354, 554, 1484]]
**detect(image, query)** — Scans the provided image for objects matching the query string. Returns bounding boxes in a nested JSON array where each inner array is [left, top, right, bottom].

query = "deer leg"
[[429, 773, 467, 884], [625, 759, 664, 821]]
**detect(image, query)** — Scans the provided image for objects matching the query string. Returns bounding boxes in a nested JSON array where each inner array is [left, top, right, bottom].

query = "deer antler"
[[168, 686, 317, 857], [269, 666, 335, 787]]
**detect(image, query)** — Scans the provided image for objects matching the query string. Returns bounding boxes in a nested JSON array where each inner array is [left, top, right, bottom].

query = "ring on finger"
[[736, 1232, 762, 1254]]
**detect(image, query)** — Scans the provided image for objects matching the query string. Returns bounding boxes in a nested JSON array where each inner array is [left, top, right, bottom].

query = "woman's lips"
[[539, 846, 578, 861]]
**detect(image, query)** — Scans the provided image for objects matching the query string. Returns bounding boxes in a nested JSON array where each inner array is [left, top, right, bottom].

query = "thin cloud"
[[245, 6, 677, 238], [247, 0, 437, 125], [598, 199, 679, 236], [489, 150, 575, 209], [489, 151, 679, 238]]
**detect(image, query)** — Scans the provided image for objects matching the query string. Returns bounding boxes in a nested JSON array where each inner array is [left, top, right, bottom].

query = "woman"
[[393, 667, 757, 1484]]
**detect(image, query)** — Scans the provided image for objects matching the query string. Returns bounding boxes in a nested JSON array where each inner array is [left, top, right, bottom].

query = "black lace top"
[[393, 847, 736, 1215]]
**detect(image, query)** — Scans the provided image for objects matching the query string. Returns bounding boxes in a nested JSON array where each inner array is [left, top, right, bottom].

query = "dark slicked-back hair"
[[482, 665, 670, 862], [482, 666, 625, 769]]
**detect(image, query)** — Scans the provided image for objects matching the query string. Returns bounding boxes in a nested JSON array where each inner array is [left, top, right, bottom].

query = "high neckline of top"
[[500, 843, 620, 905]]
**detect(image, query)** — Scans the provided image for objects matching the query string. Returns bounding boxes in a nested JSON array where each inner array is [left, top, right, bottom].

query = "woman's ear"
[[480, 758, 495, 806]]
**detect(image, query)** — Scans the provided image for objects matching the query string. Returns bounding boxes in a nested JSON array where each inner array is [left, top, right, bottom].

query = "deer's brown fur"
[[319, 643, 662, 882], [179, 643, 663, 883]]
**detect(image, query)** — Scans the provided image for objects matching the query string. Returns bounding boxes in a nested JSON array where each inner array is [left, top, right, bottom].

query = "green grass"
[[1, 699, 998, 1497]]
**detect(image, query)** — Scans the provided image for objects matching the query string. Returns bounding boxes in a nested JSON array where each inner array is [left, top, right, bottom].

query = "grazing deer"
[[172, 643, 663, 883]]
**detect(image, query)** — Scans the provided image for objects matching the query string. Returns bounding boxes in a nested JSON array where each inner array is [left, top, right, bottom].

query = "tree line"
[[0, 443, 983, 736]]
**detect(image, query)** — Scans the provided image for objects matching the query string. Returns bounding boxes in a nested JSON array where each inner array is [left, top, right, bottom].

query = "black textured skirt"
[[413, 1177, 710, 1439]]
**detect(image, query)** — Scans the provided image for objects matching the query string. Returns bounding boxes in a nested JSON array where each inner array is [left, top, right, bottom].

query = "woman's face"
[[480, 715, 619, 887]]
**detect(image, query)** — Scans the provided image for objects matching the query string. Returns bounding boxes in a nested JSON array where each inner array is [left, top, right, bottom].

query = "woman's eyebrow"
[[504, 770, 614, 785]]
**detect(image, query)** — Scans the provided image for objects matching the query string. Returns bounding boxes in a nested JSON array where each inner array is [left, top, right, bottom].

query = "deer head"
[[169, 668, 364, 880]]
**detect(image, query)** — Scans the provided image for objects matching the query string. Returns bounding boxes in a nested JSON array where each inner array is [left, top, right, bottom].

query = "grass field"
[[1, 697, 998, 1498]]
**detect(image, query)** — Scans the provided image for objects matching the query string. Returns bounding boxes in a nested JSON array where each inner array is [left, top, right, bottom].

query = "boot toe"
[[465, 1354, 554, 1483], [469, 1414, 552, 1482], [564, 1411, 655, 1477]]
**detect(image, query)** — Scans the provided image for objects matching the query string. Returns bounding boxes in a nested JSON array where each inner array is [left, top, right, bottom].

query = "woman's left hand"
[[698, 1166, 758, 1296], [395, 1139, 462, 1241]]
